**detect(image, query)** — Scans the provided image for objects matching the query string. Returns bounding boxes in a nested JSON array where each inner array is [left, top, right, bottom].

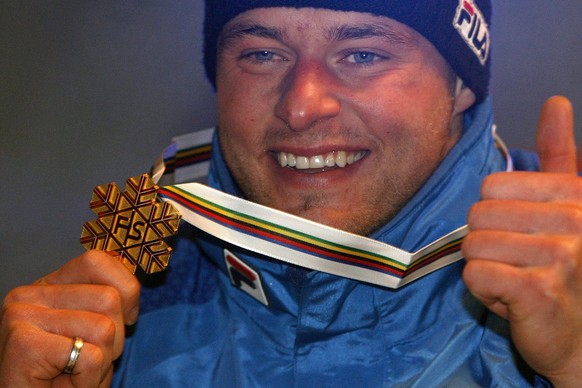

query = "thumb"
[[536, 95, 577, 174]]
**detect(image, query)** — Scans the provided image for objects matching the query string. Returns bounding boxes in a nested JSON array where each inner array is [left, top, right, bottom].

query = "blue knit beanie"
[[203, 0, 492, 103]]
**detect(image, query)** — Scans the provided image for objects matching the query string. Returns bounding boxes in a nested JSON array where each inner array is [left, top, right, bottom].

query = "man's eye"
[[243, 50, 277, 61], [346, 51, 381, 64]]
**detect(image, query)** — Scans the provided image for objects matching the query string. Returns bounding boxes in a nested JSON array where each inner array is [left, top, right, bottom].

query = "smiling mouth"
[[276, 150, 367, 171]]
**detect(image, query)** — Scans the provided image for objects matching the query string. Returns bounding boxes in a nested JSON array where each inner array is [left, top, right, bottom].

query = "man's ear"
[[453, 77, 476, 115]]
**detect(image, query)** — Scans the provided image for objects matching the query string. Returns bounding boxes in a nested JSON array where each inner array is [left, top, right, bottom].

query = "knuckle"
[[564, 206, 582, 233], [461, 232, 478, 257], [530, 269, 562, 303], [124, 278, 141, 303], [81, 342, 108, 378], [564, 175, 582, 198], [1, 322, 37, 358], [1, 303, 20, 326], [480, 174, 494, 191], [549, 237, 580, 270], [466, 203, 485, 227], [461, 260, 478, 287], [480, 173, 502, 197], [79, 250, 109, 269], [1, 303, 35, 328], [91, 314, 117, 345], [96, 286, 123, 314], [2, 285, 34, 306]]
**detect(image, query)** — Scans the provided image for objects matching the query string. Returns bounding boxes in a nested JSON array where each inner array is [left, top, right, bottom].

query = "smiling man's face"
[[216, 7, 473, 235]]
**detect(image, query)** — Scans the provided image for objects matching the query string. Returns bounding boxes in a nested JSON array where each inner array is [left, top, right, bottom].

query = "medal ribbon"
[[151, 127, 511, 289]]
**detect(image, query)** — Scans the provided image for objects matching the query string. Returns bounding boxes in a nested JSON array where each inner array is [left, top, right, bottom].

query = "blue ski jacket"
[[113, 98, 547, 387]]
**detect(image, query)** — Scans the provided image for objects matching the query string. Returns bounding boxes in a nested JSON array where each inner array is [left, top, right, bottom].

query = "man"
[[1, 0, 581, 386]]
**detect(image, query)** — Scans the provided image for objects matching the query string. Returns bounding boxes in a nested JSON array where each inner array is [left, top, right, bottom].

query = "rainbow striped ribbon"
[[150, 126, 510, 288], [156, 182, 467, 289]]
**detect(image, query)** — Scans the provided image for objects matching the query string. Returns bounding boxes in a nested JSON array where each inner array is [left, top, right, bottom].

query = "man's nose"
[[275, 61, 341, 131]]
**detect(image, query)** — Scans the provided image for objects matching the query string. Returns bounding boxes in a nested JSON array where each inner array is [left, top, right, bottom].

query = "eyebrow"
[[219, 21, 416, 49], [326, 23, 416, 46], [219, 23, 286, 49]]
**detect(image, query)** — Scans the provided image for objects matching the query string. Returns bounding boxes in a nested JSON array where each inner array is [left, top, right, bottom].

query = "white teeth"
[[278, 152, 287, 167], [296, 156, 309, 169], [346, 153, 354, 165], [335, 151, 346, 167], [325, 153, 335, 167], [310, 155, 325, 168], [277, 150, 366, 169]]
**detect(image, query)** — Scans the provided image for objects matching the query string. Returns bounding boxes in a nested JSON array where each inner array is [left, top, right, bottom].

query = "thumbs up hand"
[[463, 96, 582, 386]]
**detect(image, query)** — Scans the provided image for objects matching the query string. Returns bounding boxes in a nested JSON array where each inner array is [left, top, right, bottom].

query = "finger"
[[462, 260, 520, 319], [2, 302, 119, 363], [536, 95, 576, 174], [0, 323, 106, 388], [36, 250, 140, 324], [463, 260, 548, 321], [5, 284, 126, 357], [480, 172, 582, 202], [462, 230, 579, 268], [467, 200, 582, 235], [464, 258, 582, 381], [56, 337, 106, 388]]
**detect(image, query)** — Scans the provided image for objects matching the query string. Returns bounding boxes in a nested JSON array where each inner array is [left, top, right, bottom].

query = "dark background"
[[1, 1, 581, 297]]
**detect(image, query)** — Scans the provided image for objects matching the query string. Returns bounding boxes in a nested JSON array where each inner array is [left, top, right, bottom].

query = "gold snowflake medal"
[[80, 174, 181, 274]]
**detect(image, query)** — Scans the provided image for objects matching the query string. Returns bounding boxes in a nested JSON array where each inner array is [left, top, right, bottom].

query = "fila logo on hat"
[[454, 0, 490, 65]]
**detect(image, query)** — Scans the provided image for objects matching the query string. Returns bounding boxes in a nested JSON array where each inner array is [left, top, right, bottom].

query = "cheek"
[[347, 75, 425, 129], [217, 73, 276, 134], [216, 87, 271, 176], [217, 89, 256, 143], [352, 83, 456, 173]]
